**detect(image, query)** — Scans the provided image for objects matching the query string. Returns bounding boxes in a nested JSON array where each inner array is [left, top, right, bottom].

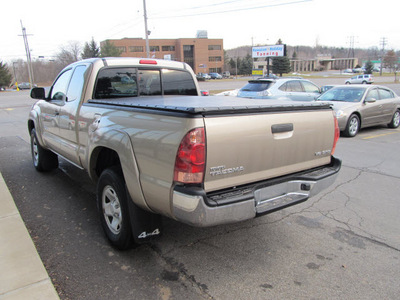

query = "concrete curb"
[[0, 172, 59, 300]]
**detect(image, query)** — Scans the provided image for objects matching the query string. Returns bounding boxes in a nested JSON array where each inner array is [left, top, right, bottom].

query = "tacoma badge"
[[210, 165, 244, 176]]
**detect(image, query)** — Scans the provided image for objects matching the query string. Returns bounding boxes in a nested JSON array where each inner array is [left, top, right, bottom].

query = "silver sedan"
[[317, 85, 400, 137]]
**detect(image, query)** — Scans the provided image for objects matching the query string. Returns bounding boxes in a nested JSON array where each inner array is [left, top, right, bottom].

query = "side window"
[[378, 88, 393, 100], [95, 68, 138, 99], [162, 69, 197, 95], [50, 69, 73, 100], [365, 89, 379, 101], [286, 80, 303, 92], [66, 65, 88, 102], [138, 70, 161, 96], [302, 81, 320, 93], [278, 82, 288, 92]]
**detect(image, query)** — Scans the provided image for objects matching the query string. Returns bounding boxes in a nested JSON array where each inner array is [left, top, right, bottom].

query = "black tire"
[[30, 128, 58, 171], [388, 110, 400, 128], [362, 81, 367, 84], [344, 114, 360, 137], [97, 166, 134, 250]]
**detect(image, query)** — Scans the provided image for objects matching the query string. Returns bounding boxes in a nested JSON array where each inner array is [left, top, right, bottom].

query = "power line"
[[151, 0, 312, 19]]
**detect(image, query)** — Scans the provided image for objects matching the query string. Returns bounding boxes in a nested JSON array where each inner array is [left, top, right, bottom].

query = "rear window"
[[94, 67, 197, 99], [163, 69, 198, 95], [95, 68, 138, 99], [240, 81, 274, 92]]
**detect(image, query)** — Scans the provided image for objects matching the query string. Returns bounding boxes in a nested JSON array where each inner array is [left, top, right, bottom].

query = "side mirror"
[[365, 98, 377, 103], [31, 87, 46, 100]]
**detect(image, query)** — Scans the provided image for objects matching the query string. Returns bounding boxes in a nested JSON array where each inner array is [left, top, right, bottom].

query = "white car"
[[345, 74, 374, 84]]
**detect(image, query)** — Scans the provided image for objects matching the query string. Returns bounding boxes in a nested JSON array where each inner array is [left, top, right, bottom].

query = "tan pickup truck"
[[28, 57, 341, 249]]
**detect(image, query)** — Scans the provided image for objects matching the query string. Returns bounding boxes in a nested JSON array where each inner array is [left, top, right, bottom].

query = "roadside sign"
[[252, 69, 263, 76], [252, 45, 286, 58]]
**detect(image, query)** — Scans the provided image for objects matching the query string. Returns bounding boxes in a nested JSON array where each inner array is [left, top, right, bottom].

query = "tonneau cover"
[[87, 96, 331, 115]]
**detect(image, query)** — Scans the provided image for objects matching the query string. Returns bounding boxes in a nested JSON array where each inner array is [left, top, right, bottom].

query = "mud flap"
[[127, 196, 162, 244]]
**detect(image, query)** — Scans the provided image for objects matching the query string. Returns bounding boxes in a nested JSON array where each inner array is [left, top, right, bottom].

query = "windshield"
[[240, 81, 274, 92], [318, 87, 366, 102]]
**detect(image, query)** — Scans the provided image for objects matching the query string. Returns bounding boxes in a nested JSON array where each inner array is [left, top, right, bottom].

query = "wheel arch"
[[88, 132, 151, 212], [350, 111, 362, 128]]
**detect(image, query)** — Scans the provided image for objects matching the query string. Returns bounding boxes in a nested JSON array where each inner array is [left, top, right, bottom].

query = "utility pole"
[[379, 37, 387, 76], [143, 0, 150, 58], [20, 20, 34, 87]]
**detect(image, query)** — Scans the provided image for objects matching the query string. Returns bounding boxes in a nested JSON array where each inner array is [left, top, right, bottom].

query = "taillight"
[[331, 112, 340, 155], [174, 128, 206, 184]]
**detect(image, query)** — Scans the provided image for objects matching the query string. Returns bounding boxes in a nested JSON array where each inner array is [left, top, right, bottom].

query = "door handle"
[[271, 123, 293, 134]]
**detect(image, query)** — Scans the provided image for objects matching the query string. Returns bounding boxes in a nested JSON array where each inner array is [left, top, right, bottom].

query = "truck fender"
[[28, 109, 46, 148], [87, 128, 152, 212]]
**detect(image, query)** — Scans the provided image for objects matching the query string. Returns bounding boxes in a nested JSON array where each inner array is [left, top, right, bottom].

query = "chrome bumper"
[[172, 157, 341, 227]]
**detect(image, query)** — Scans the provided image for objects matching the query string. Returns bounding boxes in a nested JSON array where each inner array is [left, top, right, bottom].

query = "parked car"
[[196, 73, 211, 80], [317, 85, 400, 137], [209, 72, 222, 79], [237, 78, 321, 101], [222, 71, 230, 78], [200, 90, 209, 96], [345, 74, 374, 84], [12, 82, 37, 90]]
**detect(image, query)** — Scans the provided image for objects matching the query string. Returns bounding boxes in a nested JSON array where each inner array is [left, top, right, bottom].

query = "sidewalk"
[[0, 172, 59, 300]]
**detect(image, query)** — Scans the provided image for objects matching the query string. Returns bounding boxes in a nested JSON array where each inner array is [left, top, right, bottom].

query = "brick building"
[[101, 37, 224, 74]]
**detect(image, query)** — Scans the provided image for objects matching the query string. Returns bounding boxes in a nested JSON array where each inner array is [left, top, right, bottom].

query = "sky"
[[1, 0, 399, 62]]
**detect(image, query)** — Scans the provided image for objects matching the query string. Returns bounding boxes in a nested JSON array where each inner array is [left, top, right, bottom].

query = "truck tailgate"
[[203, 109, 335, 192]]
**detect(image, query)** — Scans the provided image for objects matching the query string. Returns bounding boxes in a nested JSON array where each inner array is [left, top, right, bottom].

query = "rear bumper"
[[172, 157, 341, 227]]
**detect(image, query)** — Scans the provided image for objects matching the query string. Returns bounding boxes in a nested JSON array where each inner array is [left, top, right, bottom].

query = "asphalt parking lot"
[[0, 82, 399, 299]]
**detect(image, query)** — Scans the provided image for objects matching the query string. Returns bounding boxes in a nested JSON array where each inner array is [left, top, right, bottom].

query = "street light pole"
[[143, 0, 150, 58]]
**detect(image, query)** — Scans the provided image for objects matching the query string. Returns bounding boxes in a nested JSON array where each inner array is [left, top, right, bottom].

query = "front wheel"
[[30, 128, 58, 171], [388, 110, 400, 128], [97, 167, 134, 250], [344, 114, 360, 137]]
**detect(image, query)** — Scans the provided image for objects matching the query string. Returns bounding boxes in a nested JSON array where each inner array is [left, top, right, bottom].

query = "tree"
[[100, 40, 123, 57], [0, 61, 12, 87], [56, 41, 81, 67], [81, 38, 100, 59], [271, 56, 291, 76], [364, 60, 374, 74], [383, 50, 398, 72], [238, 54, 253, 75]]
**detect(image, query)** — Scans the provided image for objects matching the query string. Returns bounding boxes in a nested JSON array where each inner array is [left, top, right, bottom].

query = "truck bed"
[[87, 96, 332, 115]]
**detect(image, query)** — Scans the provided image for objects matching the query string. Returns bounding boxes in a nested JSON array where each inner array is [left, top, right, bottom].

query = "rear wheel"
[[30, 128, 58, 171], [344, 114, 360, 137], [97, 166, 134, 250], [388, 110, 400, 128]]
